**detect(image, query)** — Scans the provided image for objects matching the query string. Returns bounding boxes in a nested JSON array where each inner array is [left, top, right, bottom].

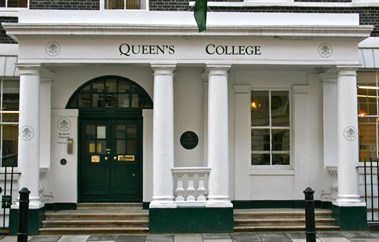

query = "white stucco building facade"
[[1, 8, 375, 232]]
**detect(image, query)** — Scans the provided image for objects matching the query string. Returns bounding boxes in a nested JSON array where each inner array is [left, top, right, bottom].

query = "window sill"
[[189, 1, 379, 8], [250, 169, 294, 176]]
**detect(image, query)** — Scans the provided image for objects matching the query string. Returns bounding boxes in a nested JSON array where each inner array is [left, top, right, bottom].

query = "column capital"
[[16, 63, 41, 75], [206, 64, 231, 76], [336, 65, 360, 77], [151, 64, 176, 76]]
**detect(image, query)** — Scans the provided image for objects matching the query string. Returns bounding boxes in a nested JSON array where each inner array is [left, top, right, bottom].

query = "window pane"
[[127, 140, 136, 154], [0, 0, 5, 7], [271, 91, 289, 126], [3, 80, 19, 111], [127, 124, 137, 138], [272, 129, 290, 151], [126, 0, 140, 9], [118, 94, 129, 108], [272, 154, 290, 165], [93, 80, 105, 93], [251, 129, 270, 151], [359, 119, 377, 162], [251, 91, 269, 126], [116, 125, 126, 139], [358, 84, 378, 116], [105, 0, 124, 9], [3, 113, 18, 122], [106, 79, 117, 93], [252, 154, 270, 165], [8, 0, 27, 7], [79, 94, 90, 107], [86, 125, 96, 139], [116, 140, 126, 154], [2, 124, 18, 156]]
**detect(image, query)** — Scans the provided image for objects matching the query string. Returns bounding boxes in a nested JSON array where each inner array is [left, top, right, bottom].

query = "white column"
[[206, 64, 232, 208], [334, 66, 365, 207], [150, 64, 176, 208], [17, 64, 43, 209]]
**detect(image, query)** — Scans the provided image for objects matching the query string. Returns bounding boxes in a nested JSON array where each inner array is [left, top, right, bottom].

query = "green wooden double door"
[[79, 118, 142, 202]]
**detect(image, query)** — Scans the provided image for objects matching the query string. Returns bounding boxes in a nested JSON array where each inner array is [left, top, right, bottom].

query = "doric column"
[[334, 66, 364, 206], [206, 64, 232, 208], [150, 64, 176, 208], [17, 64, 43, 209]]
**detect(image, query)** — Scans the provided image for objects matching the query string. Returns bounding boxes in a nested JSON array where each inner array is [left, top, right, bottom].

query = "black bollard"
[[304, 187, 316, 242], [17, 188, 30, 242]]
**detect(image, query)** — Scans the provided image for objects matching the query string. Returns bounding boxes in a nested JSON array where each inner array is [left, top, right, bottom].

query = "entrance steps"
[[39, 203, 149, 235], [234, 208, 339, 232]]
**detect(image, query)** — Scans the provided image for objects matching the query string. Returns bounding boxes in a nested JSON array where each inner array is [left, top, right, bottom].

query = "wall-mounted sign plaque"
[[180, 131, 199, 150]]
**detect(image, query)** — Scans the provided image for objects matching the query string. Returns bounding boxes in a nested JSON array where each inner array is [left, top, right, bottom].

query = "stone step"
[[44, 211, 148, 220], [234, 217, 337, 226], [77, 203, 142, 210], [234, 225, 340, 232], [39, 227, 148, 235], [40, 203, 149, 235], [233, 208, 339, 232], [42, 219, 148, 228]]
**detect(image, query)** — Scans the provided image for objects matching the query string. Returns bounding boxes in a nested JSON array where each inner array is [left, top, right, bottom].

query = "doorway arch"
[[67, 75, 152, 202]]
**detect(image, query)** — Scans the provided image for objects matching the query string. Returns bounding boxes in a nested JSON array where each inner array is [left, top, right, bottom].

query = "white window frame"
[[100, 0, 149, 10], [250, 89, 292, 169]]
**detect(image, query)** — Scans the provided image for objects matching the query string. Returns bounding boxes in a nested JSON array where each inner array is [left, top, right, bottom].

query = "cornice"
[[3, 23, 374, 40]]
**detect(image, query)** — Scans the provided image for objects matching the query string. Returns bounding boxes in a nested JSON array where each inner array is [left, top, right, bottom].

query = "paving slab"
[[202, 234, 231, 240], [58, 236, 89, 242], [257, 232, 292, 242], [29, 236, 62, 242], [87, 235, 117, 242], [145, 235, 174, 242], [341, 232, 374, 239], [174, 234, 202, 242], [115, 235, 146, 242], [230, 233, 261, 242], [0, 236, 17, 242], [291, 239, 323, 242], [203, 240, 232, 242], [319, 238, 352, 242]]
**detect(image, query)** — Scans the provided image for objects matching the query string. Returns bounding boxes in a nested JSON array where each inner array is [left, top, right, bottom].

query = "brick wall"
[[0, 17, 17, 44], [0, 1, 378, 41], [29, 0, 99, 10], [205, 6, 378, 36]]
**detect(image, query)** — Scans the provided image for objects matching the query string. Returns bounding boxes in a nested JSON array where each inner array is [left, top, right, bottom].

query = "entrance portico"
[[3, 10, 373, 233]]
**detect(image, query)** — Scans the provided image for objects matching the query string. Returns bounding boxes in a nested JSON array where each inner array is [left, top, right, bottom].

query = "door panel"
[[79, 119, 142, 202]]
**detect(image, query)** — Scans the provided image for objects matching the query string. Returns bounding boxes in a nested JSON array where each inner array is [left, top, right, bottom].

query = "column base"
[[149, 198, 177, 208], [206, 200, 233, 208], [149, 207, 233, 233], [332, 204, 367, 230], [9, 207, 45, 235]]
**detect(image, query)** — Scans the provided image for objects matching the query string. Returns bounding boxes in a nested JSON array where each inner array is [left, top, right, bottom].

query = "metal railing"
[[0, 153, 18, 233], [360, 160, 379, 224]]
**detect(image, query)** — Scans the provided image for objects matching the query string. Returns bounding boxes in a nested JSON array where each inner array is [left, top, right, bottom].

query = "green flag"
[[194, 0, 207, 32]]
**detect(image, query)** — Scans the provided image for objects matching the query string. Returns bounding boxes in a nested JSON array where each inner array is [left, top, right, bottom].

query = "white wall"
[[232, 70, 331, 201], [44, 64, 335, 203], [174, 67, 205, 167], [43, 109, 78, 203]]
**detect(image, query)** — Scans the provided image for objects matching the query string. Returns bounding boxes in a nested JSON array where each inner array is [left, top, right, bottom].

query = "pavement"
[[2, 231, 379, 242]]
